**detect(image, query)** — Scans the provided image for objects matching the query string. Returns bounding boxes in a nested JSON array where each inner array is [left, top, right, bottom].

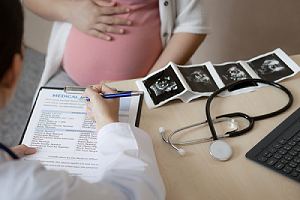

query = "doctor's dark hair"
[[0, 0, 24, 81]]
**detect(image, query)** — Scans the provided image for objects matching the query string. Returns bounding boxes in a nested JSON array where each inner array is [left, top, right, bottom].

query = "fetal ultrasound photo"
[[143, 65, 185, 105], [213, 63, 252, 85], [178, 65, 219, 93], [247, 53, 293, 82]]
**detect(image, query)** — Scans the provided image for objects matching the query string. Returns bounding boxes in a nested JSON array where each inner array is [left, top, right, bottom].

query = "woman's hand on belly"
[[68, 0, 132, 40]]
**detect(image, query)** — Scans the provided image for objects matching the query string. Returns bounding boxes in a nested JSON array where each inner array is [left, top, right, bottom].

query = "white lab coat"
[[0, 123, 165, 200], [36, 0, 210, 89]]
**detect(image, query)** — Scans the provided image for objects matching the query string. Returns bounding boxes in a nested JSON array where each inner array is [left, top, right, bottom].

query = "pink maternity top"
[[63, 0, 162, 86]]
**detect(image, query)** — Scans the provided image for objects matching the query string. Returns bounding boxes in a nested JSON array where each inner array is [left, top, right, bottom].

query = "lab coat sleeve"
[[0, 123, 165, 200], [93, 122, 166, 200], [174, 0, 210, 34]]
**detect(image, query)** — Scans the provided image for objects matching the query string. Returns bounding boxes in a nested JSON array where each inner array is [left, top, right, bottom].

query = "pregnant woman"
[[23, 0, 209, 87]]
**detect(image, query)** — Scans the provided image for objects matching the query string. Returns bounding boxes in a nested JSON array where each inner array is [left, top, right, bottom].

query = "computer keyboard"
[[246, 107, 300, 183]]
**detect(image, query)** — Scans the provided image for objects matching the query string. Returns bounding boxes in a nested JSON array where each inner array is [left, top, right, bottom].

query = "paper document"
[[137, 48, 300, 108], [21, 87, 142, 182]]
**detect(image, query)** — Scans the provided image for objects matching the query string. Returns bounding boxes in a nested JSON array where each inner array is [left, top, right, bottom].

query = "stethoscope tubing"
[[160, 79, 293, 158], [206, 78, 293, 141]]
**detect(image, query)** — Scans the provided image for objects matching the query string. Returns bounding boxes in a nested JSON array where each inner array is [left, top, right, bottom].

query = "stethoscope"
[[160, 79, 293, 161]]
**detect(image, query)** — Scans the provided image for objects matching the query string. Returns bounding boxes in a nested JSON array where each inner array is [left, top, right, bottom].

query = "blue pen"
[[82, 91, 143, 101], [101, 91, 144, 98], [64, 86, 143, 101]]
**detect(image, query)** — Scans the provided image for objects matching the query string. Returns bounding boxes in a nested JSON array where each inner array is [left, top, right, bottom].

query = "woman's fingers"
[[92, 0, 116, 7], [69, 0, 131, 39], [89, 29, 111, 40], [93, 23, 125, 34], [89, 16, 131, 39], [97, 15, 131, 26], [98, 6, 130, 15]]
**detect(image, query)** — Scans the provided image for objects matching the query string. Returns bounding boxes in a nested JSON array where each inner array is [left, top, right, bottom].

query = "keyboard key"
[[288, 141, 297, 146], [292, 136, 300, 142], [273, 153, 282, 159], [294, 157, 300, 163], [268, 147, 277, 153], [283, 145, 292, 150], [288, 161, 298, 168], [283, 166, 293, 174], [280, 159, 289, 164], [257, 156, 267, 162], [274, 162, 285, 170], [296, 166, 300, 173], [293, 145, 300, 152], [273, 143, 282, 149], [267, 158, 277, 166], [262, 151, 269, 156], [266, 153, 272, 158], [284, 155, 293, 161], [262, 151, 272, 158], [288, 150, 298, 156], [278, 149, 287, 155]]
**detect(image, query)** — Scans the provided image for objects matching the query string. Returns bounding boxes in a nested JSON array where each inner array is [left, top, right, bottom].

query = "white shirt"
[[0, 123, 165, 200], [36, 0, 210, 89]]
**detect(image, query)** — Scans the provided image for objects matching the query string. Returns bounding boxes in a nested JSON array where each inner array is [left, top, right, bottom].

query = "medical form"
[[21, 87, 142, 182]]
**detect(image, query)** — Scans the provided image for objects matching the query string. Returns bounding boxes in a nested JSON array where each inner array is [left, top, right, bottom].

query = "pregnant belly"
[[63, 23, 162, 86]]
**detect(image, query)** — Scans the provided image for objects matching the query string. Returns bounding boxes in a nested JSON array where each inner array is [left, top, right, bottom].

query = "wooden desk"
[[109, 55, 300, 200]]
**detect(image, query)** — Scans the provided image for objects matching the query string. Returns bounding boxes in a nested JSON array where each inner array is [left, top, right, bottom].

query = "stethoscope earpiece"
[[177, 148, 186, 156], [158, 127, 166, 135], [159, 126, 186, 156]]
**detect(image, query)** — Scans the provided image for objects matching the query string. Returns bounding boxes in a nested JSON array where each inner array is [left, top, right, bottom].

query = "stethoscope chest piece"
[[209, 140, 232, 161]]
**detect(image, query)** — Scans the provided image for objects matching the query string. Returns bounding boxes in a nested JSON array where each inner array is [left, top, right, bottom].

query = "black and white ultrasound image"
[[143, 65, 185, 105], [214, 63, 252, 85], [178, 65, 219, 93], [247, 53, 293, 82], [213, 63, 258, 91]]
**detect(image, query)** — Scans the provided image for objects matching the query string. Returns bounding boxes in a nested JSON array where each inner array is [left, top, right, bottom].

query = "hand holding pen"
[[83, 84, 120, 130], [67, 83, 143, 129]]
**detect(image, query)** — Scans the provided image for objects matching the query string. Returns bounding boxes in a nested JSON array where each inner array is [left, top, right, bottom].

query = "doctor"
[[0, 0, 165, 199]]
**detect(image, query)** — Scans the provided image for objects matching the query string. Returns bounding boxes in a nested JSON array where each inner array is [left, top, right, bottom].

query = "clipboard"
[[19, 87, 143, 144], [18, 87, 143, 182]]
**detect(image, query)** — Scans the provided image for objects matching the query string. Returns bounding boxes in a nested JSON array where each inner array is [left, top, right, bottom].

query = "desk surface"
[[109, 55, 300, 200]]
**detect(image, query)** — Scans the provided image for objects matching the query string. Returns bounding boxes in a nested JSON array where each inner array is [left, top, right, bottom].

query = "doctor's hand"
[[11, 145, 36, 158], [83, 83, 119, 130], [68, 0, 132, 40]]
